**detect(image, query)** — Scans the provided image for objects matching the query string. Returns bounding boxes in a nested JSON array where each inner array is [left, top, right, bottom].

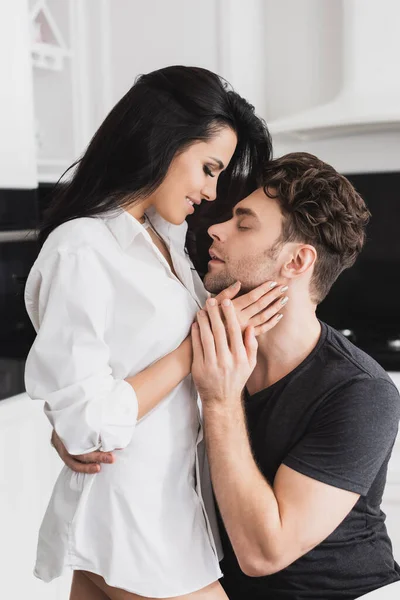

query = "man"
[[52, 153, 400, 599]]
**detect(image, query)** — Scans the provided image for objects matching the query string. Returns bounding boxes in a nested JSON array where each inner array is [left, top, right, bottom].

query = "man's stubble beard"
[[203, 262, 237, 294], [203, 252, 279, 296]]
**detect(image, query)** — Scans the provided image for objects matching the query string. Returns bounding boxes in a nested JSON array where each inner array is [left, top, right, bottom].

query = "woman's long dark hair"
[[39, 65, 272, 276]]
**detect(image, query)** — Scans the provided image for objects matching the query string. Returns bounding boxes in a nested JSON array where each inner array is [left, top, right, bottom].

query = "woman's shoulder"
[[26, 218, 115, 301], [43, 216, 110, 254], [31, 217, 114, 281]]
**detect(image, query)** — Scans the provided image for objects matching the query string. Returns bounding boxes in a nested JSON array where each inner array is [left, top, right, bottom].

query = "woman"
[[24, 66, 281, 600]]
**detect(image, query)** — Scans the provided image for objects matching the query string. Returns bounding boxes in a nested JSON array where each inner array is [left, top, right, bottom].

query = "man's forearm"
[[202, 398, 284, 575], [126, 335, 192, 419]]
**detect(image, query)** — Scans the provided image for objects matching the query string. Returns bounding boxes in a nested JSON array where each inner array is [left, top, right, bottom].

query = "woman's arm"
[[52, 280, 286, 472], [126, 334, 192, 420], [50, 335, 193, 474]]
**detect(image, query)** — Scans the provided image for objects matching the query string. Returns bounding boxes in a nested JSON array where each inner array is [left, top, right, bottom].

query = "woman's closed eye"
[[203, 165, 216, 178]]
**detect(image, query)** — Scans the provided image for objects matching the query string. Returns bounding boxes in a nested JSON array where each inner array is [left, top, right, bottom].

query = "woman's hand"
[[51, 430, 115, 474], [212, 280, 288, 335], [191, 298, 257, 403]]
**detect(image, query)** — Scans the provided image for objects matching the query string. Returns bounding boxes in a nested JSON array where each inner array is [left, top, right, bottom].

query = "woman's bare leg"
[[70, 570, 111, 600], [82, 570, 228, 600]]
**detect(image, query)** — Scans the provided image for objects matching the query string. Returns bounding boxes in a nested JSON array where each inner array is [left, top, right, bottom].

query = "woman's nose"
[[201, 181, 218, 203]]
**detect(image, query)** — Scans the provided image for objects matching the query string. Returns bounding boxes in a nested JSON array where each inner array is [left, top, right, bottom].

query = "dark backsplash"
[[0, 187, 40, 399]]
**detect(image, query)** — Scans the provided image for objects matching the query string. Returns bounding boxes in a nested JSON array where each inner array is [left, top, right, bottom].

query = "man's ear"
[[281, 244, 317, 280]]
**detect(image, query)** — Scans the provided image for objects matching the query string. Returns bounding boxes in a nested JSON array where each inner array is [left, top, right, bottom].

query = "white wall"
[[82, 0, 221, 134], [108, 0, 220, 103]]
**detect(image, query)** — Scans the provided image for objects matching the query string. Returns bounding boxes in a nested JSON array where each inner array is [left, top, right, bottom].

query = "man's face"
[[204, 188, 285, 295]]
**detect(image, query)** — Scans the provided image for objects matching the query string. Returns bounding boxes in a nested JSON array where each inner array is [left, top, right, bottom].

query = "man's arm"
[[193, 299, 399, 577], [202, 399, 358, 576]]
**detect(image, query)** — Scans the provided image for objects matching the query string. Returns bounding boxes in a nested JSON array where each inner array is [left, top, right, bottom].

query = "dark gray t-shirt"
[[219, 322, 400, 600]]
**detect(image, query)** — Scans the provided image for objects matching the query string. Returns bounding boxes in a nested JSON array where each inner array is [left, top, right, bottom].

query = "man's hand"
[[191, 298, 258, 403], [51, 430, 115, 474], [213, 281, 288, 335]]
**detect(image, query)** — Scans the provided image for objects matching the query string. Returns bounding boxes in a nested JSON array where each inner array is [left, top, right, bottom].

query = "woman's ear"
[[281, 244, 317, 280]]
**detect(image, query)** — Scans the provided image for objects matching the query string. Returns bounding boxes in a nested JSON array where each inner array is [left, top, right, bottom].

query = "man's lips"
[[209, 248, 225, 263]]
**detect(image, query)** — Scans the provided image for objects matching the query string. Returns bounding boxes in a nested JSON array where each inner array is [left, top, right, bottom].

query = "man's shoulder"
[[321, 322, 395, 385], [284, 322, 399, 411], [299, 322, 399, 411]]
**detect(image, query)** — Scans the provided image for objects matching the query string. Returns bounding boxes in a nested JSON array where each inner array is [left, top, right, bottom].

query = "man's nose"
[[208, 223, 223, 240]]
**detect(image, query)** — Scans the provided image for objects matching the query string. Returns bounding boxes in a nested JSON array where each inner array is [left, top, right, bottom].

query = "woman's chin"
[[171, 213, 188, 226]]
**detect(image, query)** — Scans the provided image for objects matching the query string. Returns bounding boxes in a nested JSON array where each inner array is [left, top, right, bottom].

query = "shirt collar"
[[144, 205, 188, 253], [102, 205, 188, 252], [101, 208, 144, 250]]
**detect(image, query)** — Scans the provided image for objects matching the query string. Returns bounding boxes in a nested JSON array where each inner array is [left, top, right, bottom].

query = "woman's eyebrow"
[[207, 156, 225, 170]]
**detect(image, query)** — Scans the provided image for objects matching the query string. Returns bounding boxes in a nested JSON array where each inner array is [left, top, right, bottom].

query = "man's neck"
[[247, 303, 321, 396]]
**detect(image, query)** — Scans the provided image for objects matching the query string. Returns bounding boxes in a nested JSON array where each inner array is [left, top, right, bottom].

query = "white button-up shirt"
[[24, 206, 223, 597]]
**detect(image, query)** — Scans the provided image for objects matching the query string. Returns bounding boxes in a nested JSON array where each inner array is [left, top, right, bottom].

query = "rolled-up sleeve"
[[24, 246, 138, 454]]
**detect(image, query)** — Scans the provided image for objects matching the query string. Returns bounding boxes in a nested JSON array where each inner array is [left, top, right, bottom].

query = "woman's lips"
[[186, 198, 195, 213]]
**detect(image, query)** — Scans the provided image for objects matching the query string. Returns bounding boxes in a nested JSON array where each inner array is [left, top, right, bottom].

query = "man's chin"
[[203, 272, 235, 295], [204, 272, 267, 297]]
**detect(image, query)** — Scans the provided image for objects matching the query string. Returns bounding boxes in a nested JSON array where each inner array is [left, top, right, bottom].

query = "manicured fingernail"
[[208, 298, 217, 306], [280, 285, 289, 293], [222, 298, 231, 306], [280, 296, 289, 306], [269, 281, 277, 289], [231, 281, 240, 289], [276, 313, 284, 321]]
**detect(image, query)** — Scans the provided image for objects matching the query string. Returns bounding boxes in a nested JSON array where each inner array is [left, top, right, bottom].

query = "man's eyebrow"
[[208, 156, 225, 170], [234, 207, 260, 221]]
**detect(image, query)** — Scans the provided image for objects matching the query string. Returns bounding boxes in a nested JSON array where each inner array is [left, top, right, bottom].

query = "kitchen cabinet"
[[28, 0, 92, 182], [0, 0, 37, 189]]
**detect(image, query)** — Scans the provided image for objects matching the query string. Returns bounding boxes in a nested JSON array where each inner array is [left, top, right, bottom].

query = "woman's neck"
[[124, 199, 152, 224]]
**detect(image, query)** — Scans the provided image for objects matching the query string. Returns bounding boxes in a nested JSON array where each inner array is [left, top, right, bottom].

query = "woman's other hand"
[[51, 430, 115, 474], [212, 281, 288, 335]]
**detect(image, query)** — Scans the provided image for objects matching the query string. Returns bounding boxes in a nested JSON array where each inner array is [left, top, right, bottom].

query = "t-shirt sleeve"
[[283, 377, 400, 496]]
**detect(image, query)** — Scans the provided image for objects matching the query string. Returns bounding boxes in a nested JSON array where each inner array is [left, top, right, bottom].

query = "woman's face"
[[150, 127, 238, 225]]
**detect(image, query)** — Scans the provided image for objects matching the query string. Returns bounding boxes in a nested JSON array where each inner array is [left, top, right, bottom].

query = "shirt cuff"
[[99, 379, 139, 452]]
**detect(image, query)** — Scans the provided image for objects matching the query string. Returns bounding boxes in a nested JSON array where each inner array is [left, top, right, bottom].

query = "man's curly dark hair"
[[262, 152, 371, 303]]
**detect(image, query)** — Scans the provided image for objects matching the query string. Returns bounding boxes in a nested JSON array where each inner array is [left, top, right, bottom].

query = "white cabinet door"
[[0, 1, 37, 188]]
